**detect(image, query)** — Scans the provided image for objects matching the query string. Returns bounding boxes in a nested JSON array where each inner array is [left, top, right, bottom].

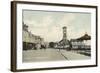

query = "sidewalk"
[[60, 49, 91, 60]]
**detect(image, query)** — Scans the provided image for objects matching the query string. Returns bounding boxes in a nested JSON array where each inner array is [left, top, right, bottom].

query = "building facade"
[[70, 33, 91, 50], [23, 23, 44, 50]]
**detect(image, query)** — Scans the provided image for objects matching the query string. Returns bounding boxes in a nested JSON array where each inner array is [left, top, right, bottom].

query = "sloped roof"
[[59, 39, 70, 45], [77, 33, 91, 41]]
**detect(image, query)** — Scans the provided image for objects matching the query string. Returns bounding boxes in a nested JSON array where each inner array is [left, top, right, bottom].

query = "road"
[[23, 48, 90, 62]]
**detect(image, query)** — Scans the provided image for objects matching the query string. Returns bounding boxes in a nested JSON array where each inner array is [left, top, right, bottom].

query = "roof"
[[77, 33, 91, 41], [59, 39, 70, 45]]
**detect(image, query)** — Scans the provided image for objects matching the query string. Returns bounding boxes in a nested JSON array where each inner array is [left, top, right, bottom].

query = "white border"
[[17, 3, 96, 69]]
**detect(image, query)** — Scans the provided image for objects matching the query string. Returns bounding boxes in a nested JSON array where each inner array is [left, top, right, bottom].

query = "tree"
[[49, 42, 55, 48]]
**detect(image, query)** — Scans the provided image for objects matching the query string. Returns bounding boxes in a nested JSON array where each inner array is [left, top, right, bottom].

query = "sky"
[[23, 10, 91, 42]]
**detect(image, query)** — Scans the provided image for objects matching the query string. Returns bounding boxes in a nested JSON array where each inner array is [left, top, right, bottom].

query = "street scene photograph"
[[22, 10, 91, 63]]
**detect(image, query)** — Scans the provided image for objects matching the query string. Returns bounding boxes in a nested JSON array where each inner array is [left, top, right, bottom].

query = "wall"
[[0, 0, 99, 73]]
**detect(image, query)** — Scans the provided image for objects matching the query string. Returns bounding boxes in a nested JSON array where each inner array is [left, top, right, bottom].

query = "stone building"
[[55, 26, 70, 50]]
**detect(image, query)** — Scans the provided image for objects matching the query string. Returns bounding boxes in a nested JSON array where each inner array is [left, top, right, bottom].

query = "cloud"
[[23, 10, 91, 42], [58, 13, 76, 27]]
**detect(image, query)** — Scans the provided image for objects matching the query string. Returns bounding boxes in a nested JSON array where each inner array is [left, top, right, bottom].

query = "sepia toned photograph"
[[22, 10, 91, 62], [11, 1, 97, 71]]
